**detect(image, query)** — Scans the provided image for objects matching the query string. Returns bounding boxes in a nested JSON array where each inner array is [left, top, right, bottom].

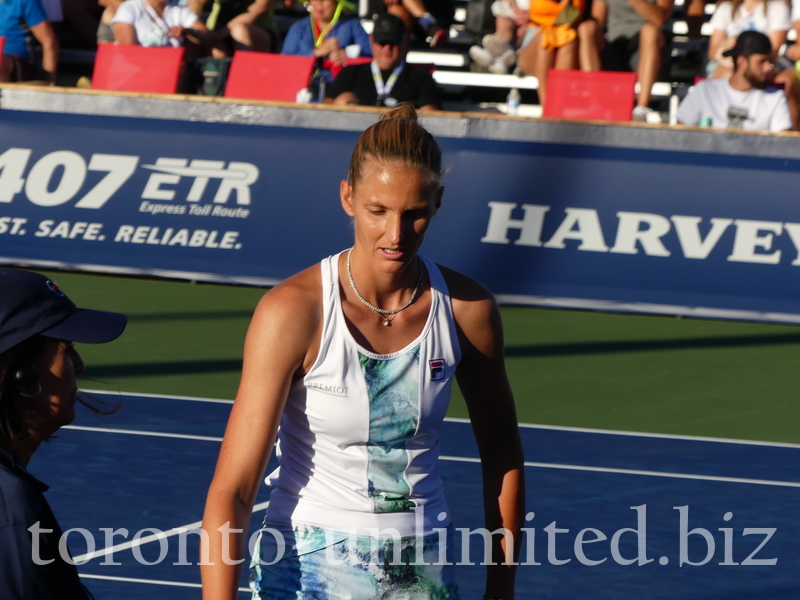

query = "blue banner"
[[2, 109, 800, 323]]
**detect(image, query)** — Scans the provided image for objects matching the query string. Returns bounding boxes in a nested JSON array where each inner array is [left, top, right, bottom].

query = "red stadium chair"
[[543, 70, 637, 122], [92, 43, 185, 94], [0, 37, 5, 65], [224, 52, 317, 102]]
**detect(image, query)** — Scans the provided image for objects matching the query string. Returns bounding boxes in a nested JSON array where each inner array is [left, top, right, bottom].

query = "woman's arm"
[[200, 274, 320, 600], [112, 22, 138, 44], [450, 271, 525, 600]]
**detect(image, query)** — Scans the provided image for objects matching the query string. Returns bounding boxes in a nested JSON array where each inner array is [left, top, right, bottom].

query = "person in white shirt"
[[111, 0, 205, 47], [677, 30, 793, 132], [707, 0, 791, 78]]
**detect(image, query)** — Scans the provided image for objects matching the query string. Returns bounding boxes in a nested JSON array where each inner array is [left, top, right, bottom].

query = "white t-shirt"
[[112, 0, 199, 47], [709, 1, 791, 36], [792, 0, 800, 23], [677, 78, 792, 132]]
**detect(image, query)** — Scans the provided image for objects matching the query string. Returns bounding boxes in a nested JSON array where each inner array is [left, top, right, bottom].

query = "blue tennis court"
[[32, 390, 800, 599]]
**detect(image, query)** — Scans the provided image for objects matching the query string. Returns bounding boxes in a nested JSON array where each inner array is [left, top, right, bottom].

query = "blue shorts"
[[250, 522, 460, 599]]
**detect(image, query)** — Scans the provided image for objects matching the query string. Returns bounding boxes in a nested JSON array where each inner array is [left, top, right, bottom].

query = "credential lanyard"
[[371, 61, 404, 105], [311, 1, 344, 48]]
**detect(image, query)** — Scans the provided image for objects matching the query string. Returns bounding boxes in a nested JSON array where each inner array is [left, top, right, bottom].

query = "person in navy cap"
[[0, 268, 127, 599]]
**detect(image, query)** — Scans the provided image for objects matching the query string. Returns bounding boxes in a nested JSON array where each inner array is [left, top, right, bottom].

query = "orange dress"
[[529, 0, 585, 49]]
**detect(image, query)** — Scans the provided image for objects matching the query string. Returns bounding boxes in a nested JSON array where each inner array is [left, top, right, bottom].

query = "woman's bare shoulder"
[[249, 264, 323, 341], [437, 264, 495, 312]]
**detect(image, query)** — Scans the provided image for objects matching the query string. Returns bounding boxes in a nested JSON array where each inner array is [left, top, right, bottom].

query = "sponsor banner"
[[2, 109, 800, 322]]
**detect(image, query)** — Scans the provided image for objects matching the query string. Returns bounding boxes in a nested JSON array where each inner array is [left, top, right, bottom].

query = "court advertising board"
[[2, 102, 800, 324]]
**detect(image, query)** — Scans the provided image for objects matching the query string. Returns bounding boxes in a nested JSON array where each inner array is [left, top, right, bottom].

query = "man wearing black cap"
[[326, 13, 442, 110], [677, 30, 792, 132]]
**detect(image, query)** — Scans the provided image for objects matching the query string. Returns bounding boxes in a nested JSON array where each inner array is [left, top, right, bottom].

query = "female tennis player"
[[201, 103, 525, 600], [0, 268, 126, 598]]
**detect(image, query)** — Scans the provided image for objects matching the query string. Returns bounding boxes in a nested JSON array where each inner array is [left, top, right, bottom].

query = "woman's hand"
[[329, 47, 347, 65], [315, 36, 340, 57], [169, 25, 186, 39]]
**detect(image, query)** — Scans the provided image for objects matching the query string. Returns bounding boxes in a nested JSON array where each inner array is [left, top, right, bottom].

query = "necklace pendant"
[[382, 319, 391, 327]]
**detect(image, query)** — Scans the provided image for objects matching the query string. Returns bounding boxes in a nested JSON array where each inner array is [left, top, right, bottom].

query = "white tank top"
[[264, 251, 462, 537]]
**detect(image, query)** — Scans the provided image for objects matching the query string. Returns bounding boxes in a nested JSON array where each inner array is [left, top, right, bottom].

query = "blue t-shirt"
[[0, 0, 47, 60], [281, 16, 372, 59]]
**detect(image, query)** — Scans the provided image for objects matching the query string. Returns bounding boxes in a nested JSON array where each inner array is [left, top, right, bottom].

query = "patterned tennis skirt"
[[250, 522, 460, 599]]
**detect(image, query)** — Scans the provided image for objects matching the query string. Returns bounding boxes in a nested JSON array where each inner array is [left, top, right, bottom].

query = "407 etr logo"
[[0, 149, 259, 208]]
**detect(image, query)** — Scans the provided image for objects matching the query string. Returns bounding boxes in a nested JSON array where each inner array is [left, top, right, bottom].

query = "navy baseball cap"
[[0, 268, 127, 355]]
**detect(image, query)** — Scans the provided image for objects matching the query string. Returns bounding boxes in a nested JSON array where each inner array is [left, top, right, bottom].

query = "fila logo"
[[429, 359, 445, 381]]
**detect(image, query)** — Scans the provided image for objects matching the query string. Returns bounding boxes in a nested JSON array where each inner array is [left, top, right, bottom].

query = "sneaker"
[[498, 49, 517, 68], [469, 45, 495, 68], [632, 106, 658, 123], [426, 24, 449, 48], [488, 58, 509, 74], [482, 34, 507, 58]]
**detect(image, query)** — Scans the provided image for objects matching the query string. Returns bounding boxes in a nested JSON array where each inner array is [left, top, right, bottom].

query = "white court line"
[[78, 574, 249, 593], [81, 389, 800, 449], [82, 388, 234, 404], [64, 425, 800, 489], [440, 455, 800, 489], [64, 424, 222, 442], [74, 501, 270, 563]]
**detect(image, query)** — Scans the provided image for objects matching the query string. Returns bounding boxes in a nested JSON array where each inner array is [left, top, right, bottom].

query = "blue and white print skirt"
[[250, 522, 460, 600]]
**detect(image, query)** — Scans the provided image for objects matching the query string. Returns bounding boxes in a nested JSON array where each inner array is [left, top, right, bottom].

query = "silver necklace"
[[346, 248, 424, 326]]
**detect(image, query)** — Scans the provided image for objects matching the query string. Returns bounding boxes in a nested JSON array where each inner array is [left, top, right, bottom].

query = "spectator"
[[204, 0, 276, 52], [517, 0, 585, 106], [707, 0, 790, 78], [368, 0, 452, 47], [584, 0, 674, 121], [0, 0, 58, 83], [469, 0, 530, 74], [326, 13, 441, 110], [707, 0, 799, 128], [281, 0, 371, 71], [99, 0, 202, 43], [112, 0, 207, 47], [676, 30, 792, 131]]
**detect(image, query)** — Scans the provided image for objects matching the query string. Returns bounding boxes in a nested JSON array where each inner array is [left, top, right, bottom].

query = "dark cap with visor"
[[0, 268, 127, 355], [372, 14, 406, 46], [722, 30, 773, 59]]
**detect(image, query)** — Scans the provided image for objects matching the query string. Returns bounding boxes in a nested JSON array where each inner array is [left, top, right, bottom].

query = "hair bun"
[[379, 103, 418, 123]]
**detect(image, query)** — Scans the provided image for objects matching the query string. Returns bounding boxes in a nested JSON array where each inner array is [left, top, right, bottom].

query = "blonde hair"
[[348, 103, 443, 189]]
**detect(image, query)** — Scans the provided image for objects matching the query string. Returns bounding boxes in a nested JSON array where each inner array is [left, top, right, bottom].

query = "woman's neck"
[[346, 248, 423, 309]]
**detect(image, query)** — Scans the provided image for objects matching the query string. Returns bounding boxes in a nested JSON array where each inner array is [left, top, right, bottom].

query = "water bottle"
[[506, 88, 521, 116]]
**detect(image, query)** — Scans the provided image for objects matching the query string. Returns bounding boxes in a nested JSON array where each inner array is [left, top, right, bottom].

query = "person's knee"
[[578, 19, 598, 39], [639, 23, 664, 48], [228, 22, 255, 48]]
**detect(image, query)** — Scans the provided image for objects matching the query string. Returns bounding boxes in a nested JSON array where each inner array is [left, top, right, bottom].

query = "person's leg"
[[227, 23, 273, 52], [577, 19, 601, 71], [0, 56, 14, 83], [635, 23, 664, 107], [495, 15, 517, 46], [517, 29, 540, 76], [535, 42, 556, 107], [554, 37, 578, 70]]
